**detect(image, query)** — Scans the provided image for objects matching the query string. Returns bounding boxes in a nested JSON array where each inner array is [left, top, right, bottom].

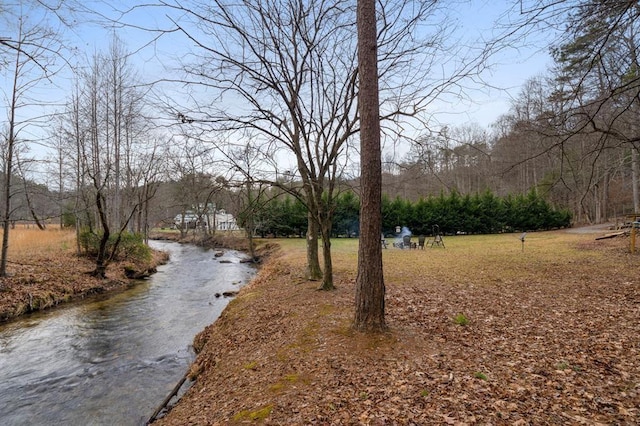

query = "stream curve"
[[0, 240, 255, 425]]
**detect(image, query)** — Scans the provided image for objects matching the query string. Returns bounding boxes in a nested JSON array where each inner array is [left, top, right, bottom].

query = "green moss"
[[474, 372, 488, 380], [453, 313, 469, 326], [284, 373, 298, 382], [269, 373, 304, 394], [269, 383, 285, 393], [233, 405, 273, 421], [243, 361, 258, 370]]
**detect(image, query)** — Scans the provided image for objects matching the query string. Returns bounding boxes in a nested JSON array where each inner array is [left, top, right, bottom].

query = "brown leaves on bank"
[[156, 230, 639, 425]]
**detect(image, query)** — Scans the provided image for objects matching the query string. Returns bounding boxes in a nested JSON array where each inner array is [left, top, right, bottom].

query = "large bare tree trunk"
[[353, 0, 386, 332]]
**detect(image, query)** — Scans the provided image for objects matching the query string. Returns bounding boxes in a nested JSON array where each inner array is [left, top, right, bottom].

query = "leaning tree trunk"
[[24, 182, 45, 230]]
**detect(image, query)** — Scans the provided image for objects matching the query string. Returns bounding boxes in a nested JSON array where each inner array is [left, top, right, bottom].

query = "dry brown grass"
[[261, 230, 626, 288], [2, 226, 76, 259]]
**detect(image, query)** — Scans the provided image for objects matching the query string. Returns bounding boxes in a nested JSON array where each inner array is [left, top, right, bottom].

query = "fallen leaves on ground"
[[155, 230, 640, 425]]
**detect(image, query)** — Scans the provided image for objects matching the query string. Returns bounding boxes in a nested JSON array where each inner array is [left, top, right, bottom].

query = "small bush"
[[117, 232, 152, 262], [78, 230, 151, 263]]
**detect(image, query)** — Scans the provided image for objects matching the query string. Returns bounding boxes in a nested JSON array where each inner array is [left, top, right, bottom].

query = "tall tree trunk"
[[601, 170, 609, 223], [632, 147, 639, 214], [244, 180, 257, 261], [72, 87, 83, 254], [353, 0, 386, 332], [0, 35, 22, 278]]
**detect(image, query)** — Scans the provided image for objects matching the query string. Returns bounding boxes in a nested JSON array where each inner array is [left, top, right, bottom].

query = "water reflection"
[[0, 241, 255, 425]]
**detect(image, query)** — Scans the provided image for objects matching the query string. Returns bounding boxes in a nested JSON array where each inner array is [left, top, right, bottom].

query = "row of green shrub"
[[253, 189, 571, 237], [381, 189, 571, 236]]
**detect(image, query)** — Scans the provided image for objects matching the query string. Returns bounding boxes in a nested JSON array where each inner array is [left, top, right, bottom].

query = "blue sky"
[[437, 0, 555, 127]]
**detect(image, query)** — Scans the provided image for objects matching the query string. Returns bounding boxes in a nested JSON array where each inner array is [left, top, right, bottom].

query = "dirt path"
[[565, 223, 617, 234]]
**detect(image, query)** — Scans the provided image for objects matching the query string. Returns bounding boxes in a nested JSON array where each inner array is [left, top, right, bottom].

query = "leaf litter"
[[154, 230, 639, 425]]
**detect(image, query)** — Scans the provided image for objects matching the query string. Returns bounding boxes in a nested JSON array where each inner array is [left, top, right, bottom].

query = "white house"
[[214, 209, 240, 231], [174, 207, 240, 231]]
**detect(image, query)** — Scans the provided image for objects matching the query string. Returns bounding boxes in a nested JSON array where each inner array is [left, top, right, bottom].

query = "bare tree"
[[141, 0, 480, 291], [229, 142, 271, 261], [167, 139, 222, 238], [59, 78, 91, 253], [501, 0, 640, 221], [124, 136, 166, 241], [0, 4, 64, 278], [159, 0, 361, 289], [58, 38, 159, 277], [397, 123, 494, 199]]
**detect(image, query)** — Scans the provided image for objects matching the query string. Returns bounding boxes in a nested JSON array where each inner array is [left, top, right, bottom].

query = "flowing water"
[[0, 240, 256, 425]]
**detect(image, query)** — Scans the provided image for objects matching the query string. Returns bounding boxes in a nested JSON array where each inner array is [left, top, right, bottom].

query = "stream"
[[0, 240, 256, 425]]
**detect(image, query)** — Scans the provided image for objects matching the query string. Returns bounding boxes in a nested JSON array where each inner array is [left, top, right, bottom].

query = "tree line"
[[385, 1, 640, 226], [249, 189, 571, 239]]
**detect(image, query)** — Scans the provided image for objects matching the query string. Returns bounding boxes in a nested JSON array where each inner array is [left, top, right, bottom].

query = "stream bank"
[[0, 248, 168, 323], [0, 231, 256, 323], [0, 240, 257, 425], [152, 231, 640, 425]]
